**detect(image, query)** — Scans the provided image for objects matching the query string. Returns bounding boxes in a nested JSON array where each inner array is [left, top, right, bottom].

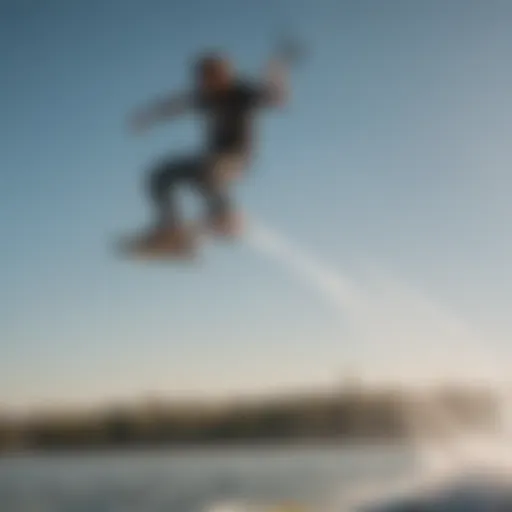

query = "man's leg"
[[194, 153, 245, 235], [146, 154, 200, 237]]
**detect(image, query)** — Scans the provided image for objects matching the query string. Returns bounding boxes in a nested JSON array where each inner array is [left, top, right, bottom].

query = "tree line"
[[0, 384, 498, 452]]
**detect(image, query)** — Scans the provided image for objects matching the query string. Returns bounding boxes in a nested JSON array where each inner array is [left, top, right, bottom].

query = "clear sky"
[[2, 0, 511, 409]]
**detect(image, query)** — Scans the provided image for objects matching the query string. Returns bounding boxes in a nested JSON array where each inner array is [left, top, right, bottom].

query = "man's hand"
[[275, 36, 305, 67], [126, 92, 193, 135]]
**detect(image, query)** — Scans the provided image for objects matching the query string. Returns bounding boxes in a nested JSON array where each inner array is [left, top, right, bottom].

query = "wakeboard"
[[115, 213, 243, 262]]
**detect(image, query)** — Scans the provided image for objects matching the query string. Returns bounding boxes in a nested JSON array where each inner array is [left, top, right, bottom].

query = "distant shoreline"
[[0, 385, 498, 456], [0, 439, 409, 459]]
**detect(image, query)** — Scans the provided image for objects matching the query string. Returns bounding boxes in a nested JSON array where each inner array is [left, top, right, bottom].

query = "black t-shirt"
[[194, 79, 272, 154]]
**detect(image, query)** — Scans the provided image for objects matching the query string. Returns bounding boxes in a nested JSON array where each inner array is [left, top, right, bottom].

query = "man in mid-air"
[[129, 43, 296, 252]]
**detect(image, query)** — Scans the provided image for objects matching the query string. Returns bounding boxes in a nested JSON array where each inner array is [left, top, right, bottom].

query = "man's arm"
[[261, 39, 302, 106], [263, 57, 289, 106], [128, 91, 194, 134]]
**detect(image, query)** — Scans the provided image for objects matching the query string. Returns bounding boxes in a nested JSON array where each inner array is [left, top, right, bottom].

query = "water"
[[0, 444, 416, 512]]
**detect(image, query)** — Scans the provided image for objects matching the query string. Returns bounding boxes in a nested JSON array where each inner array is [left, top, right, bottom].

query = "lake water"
[[0, 444, 418, 511]]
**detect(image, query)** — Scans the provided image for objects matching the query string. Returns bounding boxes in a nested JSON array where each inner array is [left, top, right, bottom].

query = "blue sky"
[[2, 0, 511, 408]]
